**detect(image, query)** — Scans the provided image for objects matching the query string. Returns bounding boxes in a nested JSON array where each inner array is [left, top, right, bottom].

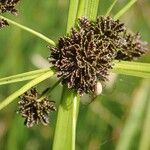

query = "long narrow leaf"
[[113, 61, 150, 78], [0, 70, 54, 110], [112, 69, 150, 78], [0, 68, 50, 85]]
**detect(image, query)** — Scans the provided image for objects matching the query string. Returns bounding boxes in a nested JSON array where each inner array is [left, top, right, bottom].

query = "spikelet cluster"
[[115, 32, 148, 60], [48, 16, 147, 95], [0, 0, 20, 28], [18, 88, 56, 128]]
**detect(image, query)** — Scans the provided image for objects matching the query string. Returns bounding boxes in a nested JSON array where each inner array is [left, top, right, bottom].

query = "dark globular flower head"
[[48, 16, 148, 95], [49, 18, 119, 95], [0, 18, 9, 28], [0, 0, 20, 15], [0, 0, 20, 28], [115, 32, 148, 60], [18, 88, 56, 128]]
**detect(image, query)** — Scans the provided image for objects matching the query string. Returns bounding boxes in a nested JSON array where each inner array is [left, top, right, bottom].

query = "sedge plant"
[[0, 0, 150, 150]]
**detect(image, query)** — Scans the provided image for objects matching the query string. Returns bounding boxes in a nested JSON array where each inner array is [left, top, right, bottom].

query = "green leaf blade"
[[0, 70, 54, 110], [113, 61, 150, 78], [0, 68, 50, 85]]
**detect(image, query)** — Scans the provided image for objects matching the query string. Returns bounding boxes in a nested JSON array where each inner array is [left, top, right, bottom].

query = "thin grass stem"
[[105, 0, 118, 16], [0, 15, 56, 46], [114, 0, 137, 19]]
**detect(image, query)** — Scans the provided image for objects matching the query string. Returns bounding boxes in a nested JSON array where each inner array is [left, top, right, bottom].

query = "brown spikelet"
[[79, 16, 126, 51], [18, 88, 56, 128], [115, 32, 148, 60], [0, 0, 20, 15], [0, 0, 20, 28], [0, 18, 9, 28]]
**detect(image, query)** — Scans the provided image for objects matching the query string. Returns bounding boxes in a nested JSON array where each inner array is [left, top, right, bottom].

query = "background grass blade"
[[0, 15, 56, 45], [105, 0, 118, 16], [114, 0, 137, 19], [116, 80, 150, 150], [139, 96, 150, 150]]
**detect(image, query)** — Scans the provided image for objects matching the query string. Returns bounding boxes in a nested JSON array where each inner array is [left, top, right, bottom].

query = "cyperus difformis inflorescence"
[[0, 0, 20, 14], [18, 88, 56, 128], [115, 32, 148, 61], [0, 0, 20, 28], [0, 18, 8, 28], [48, 16, 147, 95]]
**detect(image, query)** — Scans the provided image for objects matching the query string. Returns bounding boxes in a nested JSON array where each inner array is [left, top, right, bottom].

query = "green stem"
[[77, 0, 87, 18], [0, 15, 56, 46], [72, 95, 80, 147], [53, 0, 80, 149], [86, 0, 100, 20], [53, 0, 100, 150], [66, 0, 79, 33], [77, 0, 99, 19], [53, 86, 79, 150], [0, 70, 54, 110], [0, 68, 50, 85], [105, 0, 118, 16], [114, 0, 137, 19]]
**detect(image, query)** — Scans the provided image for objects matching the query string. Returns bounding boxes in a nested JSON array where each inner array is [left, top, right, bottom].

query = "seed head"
[[0, 0, 20, 15], [0, 0, 20, 28], [79, 16, 126, 52], [49, 16, 125, 95], [48, 16, 148, 95], [115, 32, 148, 60], [18, 88, 56, 128], [0, 18, 9, 28]]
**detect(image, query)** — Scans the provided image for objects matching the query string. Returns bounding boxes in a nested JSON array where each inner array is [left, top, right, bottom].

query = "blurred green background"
[[0, 0, 150, 150]]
